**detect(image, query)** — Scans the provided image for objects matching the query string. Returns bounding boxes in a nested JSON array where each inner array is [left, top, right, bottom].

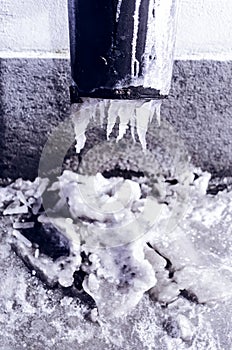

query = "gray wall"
[[163, 60, 232, 178], [0, 58, 231, 180], [0, 59, 70, 179]]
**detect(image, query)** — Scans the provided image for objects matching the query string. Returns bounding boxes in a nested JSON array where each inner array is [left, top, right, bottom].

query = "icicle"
[[135, 100, 153, 151], [106, 100, 120, 140], [116, 103, 132, 142], [117, 100, 140, 142], [147, 100, 162, 126], [72, 98, 163, 154], [72, 105, 92, 154]]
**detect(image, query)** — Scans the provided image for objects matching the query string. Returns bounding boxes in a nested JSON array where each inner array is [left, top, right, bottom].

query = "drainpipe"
[[68, 0, 179, 103]]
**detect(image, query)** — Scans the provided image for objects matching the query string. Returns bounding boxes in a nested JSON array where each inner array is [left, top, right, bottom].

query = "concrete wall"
[[0, 1, 232, 179]]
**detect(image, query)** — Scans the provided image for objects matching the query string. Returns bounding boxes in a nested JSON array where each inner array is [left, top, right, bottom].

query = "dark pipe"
[[68, 0, 177, 102]]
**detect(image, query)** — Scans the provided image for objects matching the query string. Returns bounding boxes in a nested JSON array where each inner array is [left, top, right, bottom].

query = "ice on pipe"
[[116, 103, 133, 142], [136, 100, 154, 150], [112, 0, 178, 95], [136, 0, 179, 94], [72, 98, 162, 153], [131, 0, 142, 79], [116, 0, 123, 22], [106, 100, 120, 140]]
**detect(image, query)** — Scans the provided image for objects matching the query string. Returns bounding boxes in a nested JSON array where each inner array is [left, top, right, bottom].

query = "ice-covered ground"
[[0, 167, 232, 349]]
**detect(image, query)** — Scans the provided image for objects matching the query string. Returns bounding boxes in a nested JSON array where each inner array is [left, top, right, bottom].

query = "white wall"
[[175, 0, 232, 60], [0, 0, 69, 58], [0, 0, 232, 60]]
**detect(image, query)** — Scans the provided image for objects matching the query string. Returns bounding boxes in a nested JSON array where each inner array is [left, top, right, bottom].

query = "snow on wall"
[[0, 0, 232, 60]]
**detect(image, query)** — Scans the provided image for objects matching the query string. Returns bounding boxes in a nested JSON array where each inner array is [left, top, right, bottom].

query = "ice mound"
[[1, 166, 232, 320]]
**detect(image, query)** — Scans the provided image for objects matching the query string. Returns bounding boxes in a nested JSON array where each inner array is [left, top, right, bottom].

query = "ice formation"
[[129, 0, 179, 95], [131, 0, 141, 79], [72, 98, 162, 154], [1, 165, 232, 320], [113, 0, 178, 95], [116, 0, 123, 22]]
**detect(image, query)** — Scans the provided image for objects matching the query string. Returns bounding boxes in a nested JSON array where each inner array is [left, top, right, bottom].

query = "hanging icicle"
[[72, 99, 163, 154]]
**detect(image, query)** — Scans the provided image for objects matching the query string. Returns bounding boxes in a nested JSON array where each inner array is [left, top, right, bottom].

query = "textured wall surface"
[[0, 59, 71, 178], [163, 60, 232, 177], [0, 0, 69, 57], [0, 58, 231, 179], [0, 0, 232, 59], [175, 0, 232, 59]]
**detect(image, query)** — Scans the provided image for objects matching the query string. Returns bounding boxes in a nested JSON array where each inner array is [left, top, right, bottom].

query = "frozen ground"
[[0, 172, 232, 349]]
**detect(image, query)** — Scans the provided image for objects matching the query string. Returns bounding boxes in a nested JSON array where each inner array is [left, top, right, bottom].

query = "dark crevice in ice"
[[102, 167, 144, 179], [146, 242, 175, 279], [165, 178, 178, 185], [61, 285, 96, 309], [193, 172, 200, 181], [19, 214, 70, 261], [207, 183, 228, 195], [73, 252, 92, 291], [179, 289, 199, 304], [73, 269, 88, 291]]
